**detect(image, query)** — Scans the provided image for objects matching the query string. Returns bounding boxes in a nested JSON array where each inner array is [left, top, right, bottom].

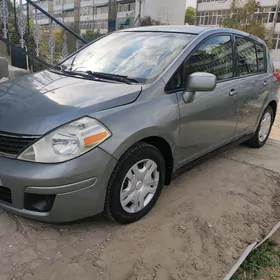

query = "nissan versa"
[[0, 26, 278, 224]]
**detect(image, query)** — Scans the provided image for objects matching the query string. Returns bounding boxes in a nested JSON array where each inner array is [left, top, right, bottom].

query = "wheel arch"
[[101, 128, 176, 186], [268, 100, 277, 122], [139, 136, 174, 185], [254, 99, 278, 131]]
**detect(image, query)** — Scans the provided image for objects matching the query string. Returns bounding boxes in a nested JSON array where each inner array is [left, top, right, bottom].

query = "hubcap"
[[120, 159, 160, 214], [258, 112, 272, 142]]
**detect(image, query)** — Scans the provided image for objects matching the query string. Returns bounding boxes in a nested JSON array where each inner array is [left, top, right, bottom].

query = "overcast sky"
[[186, 0, 197, 7]]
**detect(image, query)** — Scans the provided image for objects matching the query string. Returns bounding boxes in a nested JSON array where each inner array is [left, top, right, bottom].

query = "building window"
[[118, 2, 135, 13], [94, 6, 108, 14], [80, 21, 94, 29], [63, 10, 74, 17], [196, 6, 280, 26], [94, 20, 108, 30], [196, 10, 229, 26], [80, 7, 93, 16], [272, 34, 280, 49]]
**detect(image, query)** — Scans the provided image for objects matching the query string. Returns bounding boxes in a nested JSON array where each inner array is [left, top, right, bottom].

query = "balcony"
[[80, 15, 94, 21], [94, 0, 109, 7], [63, 3, 75, 10], [94, 13, 108, 20], [80, 0, 94, 7]]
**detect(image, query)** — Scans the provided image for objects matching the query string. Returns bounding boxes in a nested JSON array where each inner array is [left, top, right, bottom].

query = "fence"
[[0, 0, 89, 71]]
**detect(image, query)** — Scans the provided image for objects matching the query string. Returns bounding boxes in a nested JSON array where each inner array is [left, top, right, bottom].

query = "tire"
[[246, 106, 274, 148], [105, 142, 165, 224]]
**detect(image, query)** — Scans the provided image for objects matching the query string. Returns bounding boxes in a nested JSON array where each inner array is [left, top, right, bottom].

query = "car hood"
[[0, 70, 142, 135]]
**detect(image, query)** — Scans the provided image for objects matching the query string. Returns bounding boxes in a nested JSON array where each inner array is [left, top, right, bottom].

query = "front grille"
[[0, 187, 12, 204], [0, 132, 38, 158]]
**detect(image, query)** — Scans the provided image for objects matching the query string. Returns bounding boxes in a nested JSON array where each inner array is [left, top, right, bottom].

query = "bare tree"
[[139, 16, 163, 26], [221, 0, 267, 42]]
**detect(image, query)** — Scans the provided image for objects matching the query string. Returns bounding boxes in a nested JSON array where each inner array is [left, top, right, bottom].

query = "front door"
[[167, 35, 241, 167]]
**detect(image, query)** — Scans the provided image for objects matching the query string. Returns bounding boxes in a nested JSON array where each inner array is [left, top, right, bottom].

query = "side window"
[[165, 35, 234, 92], [165, 65, 184, 92], [236, 37, 258, 76], [255, 43, 266, 72], [183, 35, 234, 81]]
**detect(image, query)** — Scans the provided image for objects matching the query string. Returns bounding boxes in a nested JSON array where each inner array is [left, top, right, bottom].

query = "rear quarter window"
[[255, 43, 266, 72]]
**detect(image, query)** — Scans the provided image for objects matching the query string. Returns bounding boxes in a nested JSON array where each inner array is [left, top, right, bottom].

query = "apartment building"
[[23, 0, 186, 35], [196, 0, 280, 68]]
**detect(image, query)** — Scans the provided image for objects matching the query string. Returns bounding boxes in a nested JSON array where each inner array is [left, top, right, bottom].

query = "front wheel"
[[246, 106, 274, 148], [105, 142, 165, 224]]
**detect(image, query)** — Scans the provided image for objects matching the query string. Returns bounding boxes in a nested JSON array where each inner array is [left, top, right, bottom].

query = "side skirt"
[[172, 134, 254, 180]]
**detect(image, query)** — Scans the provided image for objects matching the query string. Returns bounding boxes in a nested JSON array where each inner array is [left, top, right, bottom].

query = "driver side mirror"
[[183, 72, 217, 103]]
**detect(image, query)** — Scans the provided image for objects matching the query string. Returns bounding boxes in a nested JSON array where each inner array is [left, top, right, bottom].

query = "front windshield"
[[60, 31, 196, 83]]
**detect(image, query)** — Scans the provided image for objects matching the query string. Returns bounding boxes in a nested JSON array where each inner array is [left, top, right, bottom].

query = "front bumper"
[[0, 147, 117, 222]]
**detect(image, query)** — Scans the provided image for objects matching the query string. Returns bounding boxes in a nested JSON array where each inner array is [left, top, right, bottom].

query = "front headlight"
[[18, 117, 111, 163]]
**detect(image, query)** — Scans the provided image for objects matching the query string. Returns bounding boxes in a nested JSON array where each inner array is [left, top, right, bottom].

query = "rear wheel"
[[246, 106, 274, 148], [105, 142, 165, 224]]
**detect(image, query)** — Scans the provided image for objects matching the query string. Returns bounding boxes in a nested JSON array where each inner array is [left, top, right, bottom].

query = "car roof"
[[121, 25, 265, 45], [121, 25, 210, 34]]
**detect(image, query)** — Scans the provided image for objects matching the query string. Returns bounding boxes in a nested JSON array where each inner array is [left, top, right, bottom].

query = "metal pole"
[[25, 0, 87, 43], [139, 0, 142, 24], [108, 0, 116, 32], [195, 0, 199, 25], [92, 0, 94, 32], [13, 0, 18, 32], [271, 0, 280, 38], [26, 1, 30, 36]]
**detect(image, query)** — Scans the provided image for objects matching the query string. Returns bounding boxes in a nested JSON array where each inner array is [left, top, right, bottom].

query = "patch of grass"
[[231, 240, 280, 280]]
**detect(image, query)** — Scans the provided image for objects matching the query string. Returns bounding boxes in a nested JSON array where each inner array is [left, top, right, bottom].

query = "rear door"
[[234, 36, 270, 137]]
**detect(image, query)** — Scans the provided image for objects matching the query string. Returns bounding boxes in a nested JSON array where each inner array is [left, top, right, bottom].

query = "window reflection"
[[236, 37, 258, 76], [61, 32, 196, 83], [184, 35, 233, 81]]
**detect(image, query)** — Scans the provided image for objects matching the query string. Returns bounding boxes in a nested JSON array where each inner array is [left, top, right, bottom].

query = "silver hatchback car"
[[0, 26, 278, 224]]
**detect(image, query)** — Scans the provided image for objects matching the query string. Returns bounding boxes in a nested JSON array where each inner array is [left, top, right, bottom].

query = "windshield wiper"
[[51, 67, 140, 84], [85, 71, 140, 85], [51, 66, 97, 80]]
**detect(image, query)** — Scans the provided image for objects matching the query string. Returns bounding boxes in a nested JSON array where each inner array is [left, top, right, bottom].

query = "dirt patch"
[[96, 157, 280, 280], [1, 151, 280, 280], [1, 117, 280, 279], [0, 154, 279, 280]]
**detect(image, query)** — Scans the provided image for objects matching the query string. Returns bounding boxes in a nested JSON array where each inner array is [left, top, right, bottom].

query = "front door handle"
[[229, 89, 238, 97]]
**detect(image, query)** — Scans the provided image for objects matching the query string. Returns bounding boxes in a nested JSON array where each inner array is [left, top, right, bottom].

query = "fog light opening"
[[24, 193, 56, 212]]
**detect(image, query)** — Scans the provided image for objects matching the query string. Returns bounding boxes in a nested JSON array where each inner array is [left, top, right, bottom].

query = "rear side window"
[[184, 35, 234, 81], [236, 37, 258, 76]]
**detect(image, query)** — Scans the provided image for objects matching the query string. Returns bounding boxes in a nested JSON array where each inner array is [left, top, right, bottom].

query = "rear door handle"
[[263, 81, 268, 87], [229, 89, 238, 97]]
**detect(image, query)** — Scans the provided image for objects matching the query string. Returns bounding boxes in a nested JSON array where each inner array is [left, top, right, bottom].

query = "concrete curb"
[[223, 222, 280, 280], [0, 57, 9, 78]]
